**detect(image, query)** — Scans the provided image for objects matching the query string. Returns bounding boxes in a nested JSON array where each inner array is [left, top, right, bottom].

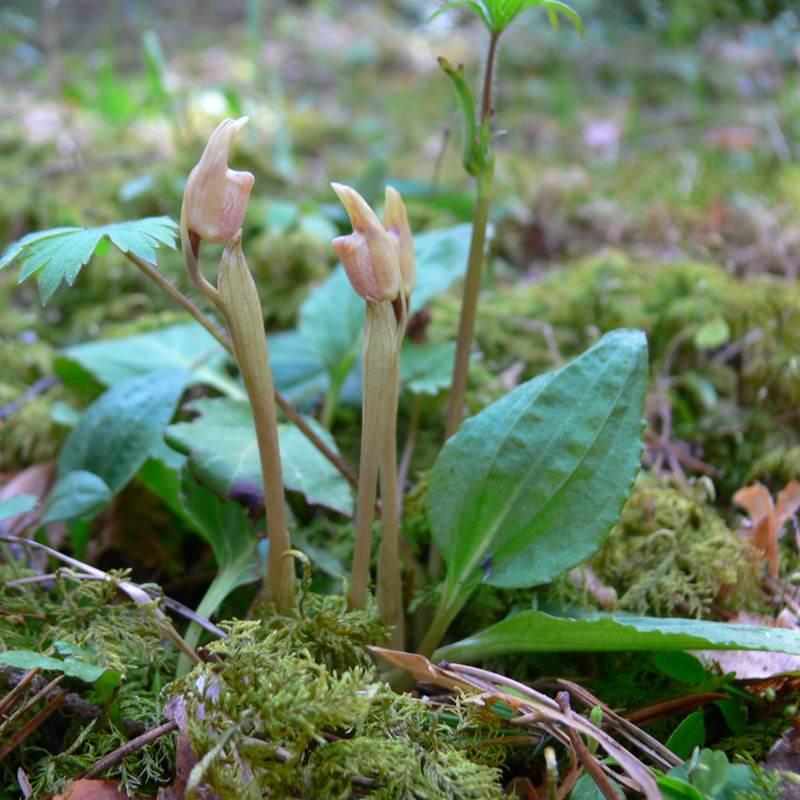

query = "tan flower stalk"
[[180, 117, 254, 308], [376, 186, 415, 648], [218, 233, 295, 613], [332, 184, 409, 618]]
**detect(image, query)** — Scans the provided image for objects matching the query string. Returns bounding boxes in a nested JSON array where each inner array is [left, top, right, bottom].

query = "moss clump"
[[567, 476, 763, 618], [249, 228, 332, 327], [430, 251, 800, 498], [168, 618, 506, 800]]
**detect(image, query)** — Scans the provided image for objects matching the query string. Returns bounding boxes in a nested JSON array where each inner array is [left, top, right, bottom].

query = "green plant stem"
[[349, 300, 400, 610], [219, 234, 294, 613], [320, 353, 358, 430], [377, 356, 405, 649], [176, 568, 238, 677], [480, 31, 499, 121], [444, 165, 494, 442], [124, 252, 360, 493], [416, 585, 471, 660], [397, 393, 421, 513], [430, 164, 494, 583]]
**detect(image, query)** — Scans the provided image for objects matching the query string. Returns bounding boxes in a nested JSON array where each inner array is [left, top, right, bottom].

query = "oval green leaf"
[[430, 330, 647, 604]]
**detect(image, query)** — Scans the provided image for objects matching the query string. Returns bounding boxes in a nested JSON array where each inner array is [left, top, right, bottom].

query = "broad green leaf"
[[166, 398, 353, 514], [571, 773, 622, 800], [652, 651, 709, 684], [666, 712, 706, 761], [400, 340, 474, 396], [434, 610, 800, 663], [41, 471, 113, 524], [0, 494, 37, 522], [411, 225, 473, 311], [430, 330, 647, 616], [267, 330, 328, 406], [58, 322, 243, 399], [58, 369, 187, 494], [299, 265, 365, 373], [179, 466, 261, 608], [657, 775, 707, 800], [0, 649, 109, 682], [0, 217, 178, 303]]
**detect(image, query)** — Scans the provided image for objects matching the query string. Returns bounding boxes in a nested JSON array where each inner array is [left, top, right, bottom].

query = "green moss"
[[167, 618, 506, 800], [553, 475, 763, 619], [249, 228, 332, 327]]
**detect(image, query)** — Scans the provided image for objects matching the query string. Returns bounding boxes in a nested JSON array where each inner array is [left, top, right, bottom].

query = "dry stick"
[[0, 687, 68, 761], [557, 692, 624, 800], [0, 667, 40, 717], [79, 720, 179, 780], [558, 679, 682, 770], [123, 250, 360, 493]]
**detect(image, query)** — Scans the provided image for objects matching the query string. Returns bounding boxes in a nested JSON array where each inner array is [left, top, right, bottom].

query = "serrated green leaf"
[[0, 494, 38, 522], [432, 1, 492, 30], [58, 322, 242, 399], [41, 471, 113, 524], [0, 217, 178, 303], [430, 331, 647, 621], [432, 0, 582, 36], [166, 397, 353, 514], [58, 369, 187, 494], [434, 610, 800, 663]]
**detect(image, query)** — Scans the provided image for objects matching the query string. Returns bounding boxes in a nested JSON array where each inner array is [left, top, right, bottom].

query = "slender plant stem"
[[219, 234, 295, 612], [481, 31, 499, 121], [125, 251, 232, 350], [349, 300, 398, 610], [377, 356, 405, 649], [123, 251, 360, 493], [416, 585, 470, 659], [444, 166, 494, 442], [397, 392, 421, 513], [429, 167, 494, 583], [432, 31, 501, 583]]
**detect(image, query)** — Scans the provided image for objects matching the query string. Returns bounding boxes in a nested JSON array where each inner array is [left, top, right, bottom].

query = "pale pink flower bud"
[[383, 185, 415, 298], [331, 183, 400, 303], [182, 117, 254, 244]]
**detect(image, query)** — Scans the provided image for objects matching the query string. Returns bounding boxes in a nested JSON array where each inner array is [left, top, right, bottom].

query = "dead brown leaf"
[[54, 778, 151, 800], [733, 480, 800, 579]]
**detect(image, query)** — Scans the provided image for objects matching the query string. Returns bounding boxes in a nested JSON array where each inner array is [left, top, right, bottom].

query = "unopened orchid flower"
[[181, 117, 254, 246], [331, 183, 401, 303]]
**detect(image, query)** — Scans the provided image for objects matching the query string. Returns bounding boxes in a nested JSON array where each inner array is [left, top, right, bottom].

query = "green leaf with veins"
[[166, 397, 353, 515], [434, 610, 800, 663], [433, 0, 582, 37], [429, 330, 647, 626], [58, 322, 242, 399], [0, 217, 178, 303]]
